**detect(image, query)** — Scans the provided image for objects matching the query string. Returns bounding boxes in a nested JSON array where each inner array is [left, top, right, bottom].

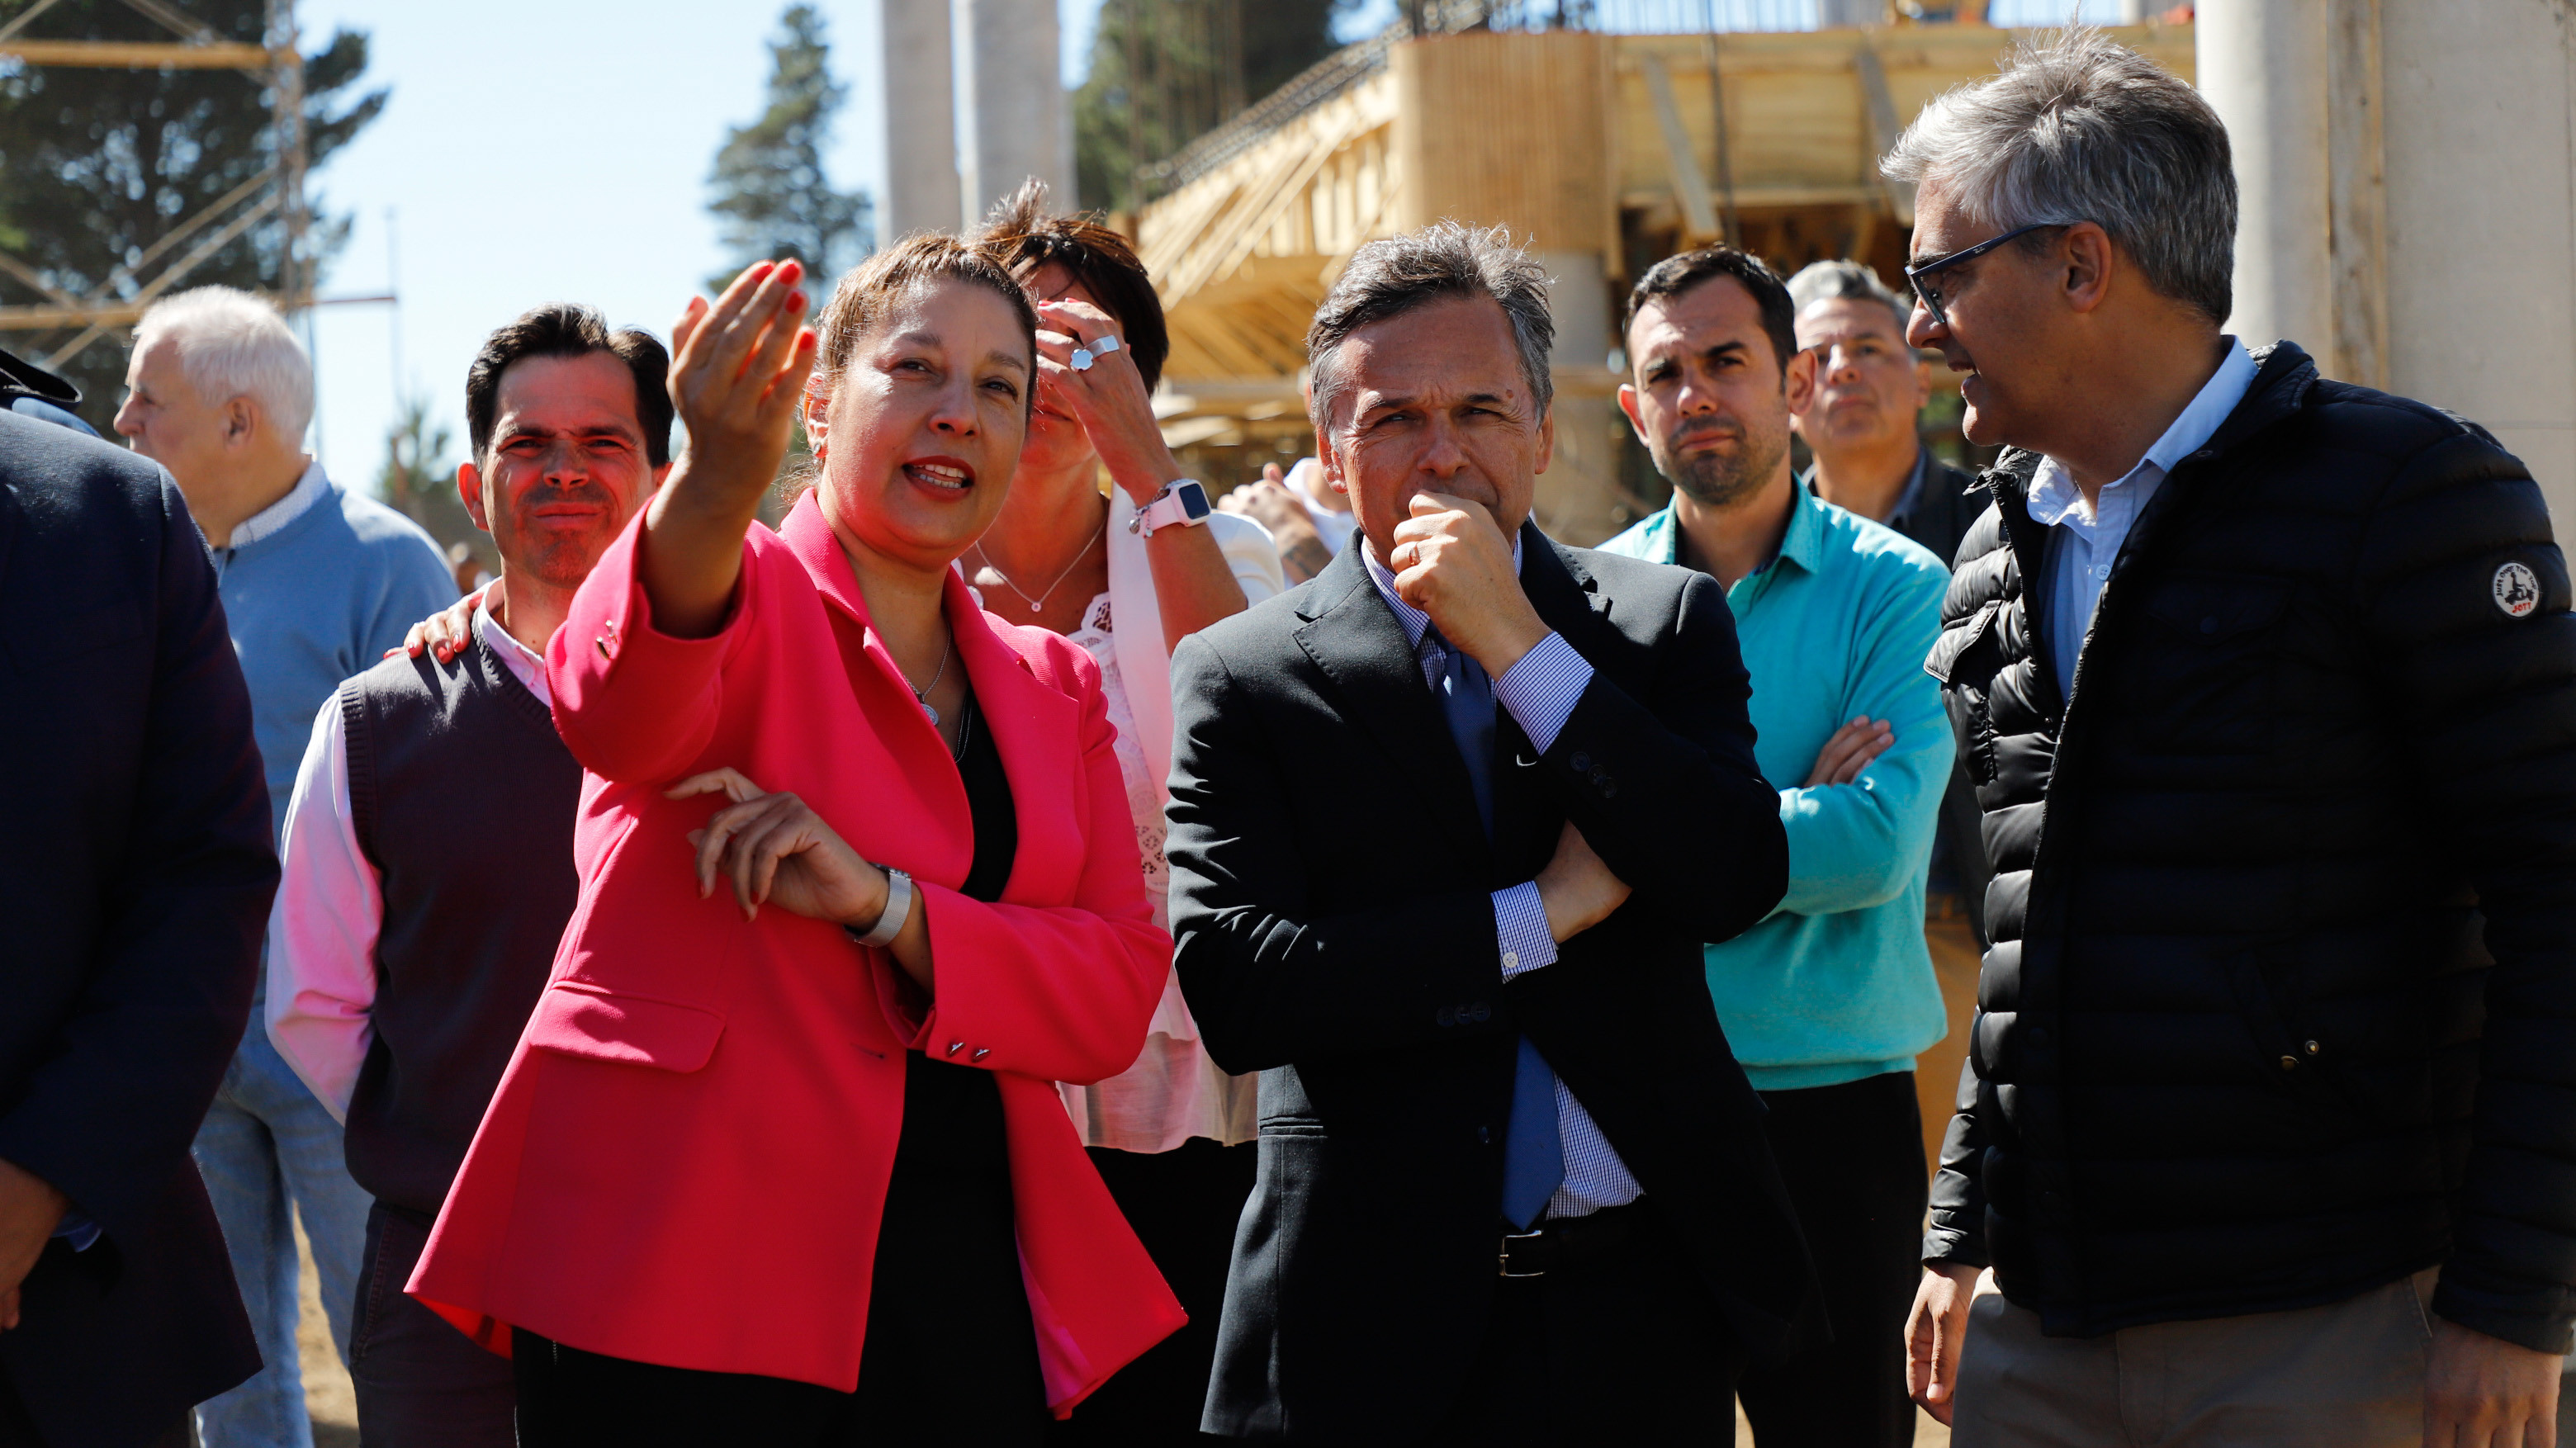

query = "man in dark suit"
[[1167, 221, 1817, 1446], [0, 401, 273, 1448]]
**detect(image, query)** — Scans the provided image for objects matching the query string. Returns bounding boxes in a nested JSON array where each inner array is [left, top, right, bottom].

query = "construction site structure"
[[0, 0, 317, 373], [2199, 0, 2576, 528], [1130, 21, 2195, 546]]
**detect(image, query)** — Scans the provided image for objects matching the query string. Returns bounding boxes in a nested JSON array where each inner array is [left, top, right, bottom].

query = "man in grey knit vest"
[[265, 305, 671, 1446], [113, 286, 456, 1448]]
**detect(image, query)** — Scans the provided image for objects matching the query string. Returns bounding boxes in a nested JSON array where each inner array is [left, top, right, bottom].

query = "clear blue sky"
[[291, 0, 2121, 490]]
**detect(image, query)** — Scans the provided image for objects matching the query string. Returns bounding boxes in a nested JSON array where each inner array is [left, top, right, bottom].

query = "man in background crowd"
[[0, 367, 274, 1446], [1600, 246, 1952, 1448], [113, 286, 455, 1448], [1785, 257, 1994, 1176], [266, 304, 671, 1447], [1221, 456, 1354, 584], [1892, 34, 2576, 1446]]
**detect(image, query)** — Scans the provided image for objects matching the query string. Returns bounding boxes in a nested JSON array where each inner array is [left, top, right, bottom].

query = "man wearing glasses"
[[1890, 33, 2576, 1448]]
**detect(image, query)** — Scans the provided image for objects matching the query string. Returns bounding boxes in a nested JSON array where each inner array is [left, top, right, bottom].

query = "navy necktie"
[[1424, 627, 1564, 1228]]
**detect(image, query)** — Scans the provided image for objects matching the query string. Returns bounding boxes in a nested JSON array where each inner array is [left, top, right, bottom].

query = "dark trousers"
[[1055, 1138, 1256, 1446], [1418, 1200, 1745, 1446], [1735, 1071, 1927, 1448], [0, 1373, 189, 1448], [351, 1201, 516, 1448]]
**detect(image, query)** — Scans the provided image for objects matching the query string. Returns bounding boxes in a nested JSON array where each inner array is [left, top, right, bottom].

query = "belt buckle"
[[1499, 1228, 1546, 1279]]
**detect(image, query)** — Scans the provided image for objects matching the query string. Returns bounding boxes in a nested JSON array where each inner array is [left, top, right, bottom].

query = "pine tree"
[[707, 4, 871, 293], [0, 1, 385, 430]]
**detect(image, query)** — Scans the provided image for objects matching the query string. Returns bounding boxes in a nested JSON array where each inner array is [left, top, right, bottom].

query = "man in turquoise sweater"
[[115, 286, 453, 1447], [1600, 248, 1949, 1448]]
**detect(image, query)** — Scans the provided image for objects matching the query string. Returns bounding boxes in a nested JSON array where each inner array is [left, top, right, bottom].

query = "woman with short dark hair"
[[410, 236, 1181, 1446]]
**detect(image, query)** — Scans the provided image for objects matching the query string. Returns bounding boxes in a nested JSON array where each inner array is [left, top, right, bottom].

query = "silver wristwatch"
[[845, 866, 913, 949]]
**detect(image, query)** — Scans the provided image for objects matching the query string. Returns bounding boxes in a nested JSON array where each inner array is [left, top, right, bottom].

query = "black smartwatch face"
[[1178, 480, 1212, 522]]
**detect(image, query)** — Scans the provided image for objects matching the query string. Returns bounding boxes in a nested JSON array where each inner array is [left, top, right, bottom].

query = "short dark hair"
[[1305, 221, 1555, 430], [973, 179, 1170, 394], [1623, 247, 1797, 377], [466, 304, 674, 467]]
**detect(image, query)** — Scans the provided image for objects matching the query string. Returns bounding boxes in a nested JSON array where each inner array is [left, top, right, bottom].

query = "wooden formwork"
[[1138, 21, 2195, 535]]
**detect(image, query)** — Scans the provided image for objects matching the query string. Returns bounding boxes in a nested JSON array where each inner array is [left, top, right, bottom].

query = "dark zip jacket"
[[1924, 340, 2576, 1352]]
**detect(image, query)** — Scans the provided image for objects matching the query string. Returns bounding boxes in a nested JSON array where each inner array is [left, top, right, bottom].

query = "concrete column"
[[2195, 0, 2333, 356], [954, 0, 1067, 226], [2200, 0, 2576, 524], [881, 0, 959, 239], [2379, 0, 2576, 524]]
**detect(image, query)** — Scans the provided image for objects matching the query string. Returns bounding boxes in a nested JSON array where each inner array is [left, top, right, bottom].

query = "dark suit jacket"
[[1167, 523, 1818, 1444], [0, 414, 269, 1447]]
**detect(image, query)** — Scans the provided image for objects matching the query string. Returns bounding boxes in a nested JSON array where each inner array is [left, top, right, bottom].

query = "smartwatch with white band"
[[845, 866, 913, 949], [1130, 479, 1212, 538]]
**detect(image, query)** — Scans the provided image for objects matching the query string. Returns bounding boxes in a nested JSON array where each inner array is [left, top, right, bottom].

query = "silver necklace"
[[973, 528, 1101, 615], [902, 632, 952, 726]]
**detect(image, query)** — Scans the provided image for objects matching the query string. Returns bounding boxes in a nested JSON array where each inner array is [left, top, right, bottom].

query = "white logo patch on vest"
[[2494, 561, 2541, 618]]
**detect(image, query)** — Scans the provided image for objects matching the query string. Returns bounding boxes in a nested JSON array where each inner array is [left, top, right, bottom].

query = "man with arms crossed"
[[1892, 35, 2576, 1447], [1167, 223, 1815, 1445], [1598, 247, 1952, 1448], [268, 305, 671, 1446], [112, 286, 456, 1448]]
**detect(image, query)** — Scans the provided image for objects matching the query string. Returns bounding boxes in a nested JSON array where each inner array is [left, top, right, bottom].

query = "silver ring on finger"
[[1069, 334, 1122, 372]]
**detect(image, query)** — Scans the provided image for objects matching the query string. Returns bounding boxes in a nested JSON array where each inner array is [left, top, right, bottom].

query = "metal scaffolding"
[[0, 0, 309, 369]]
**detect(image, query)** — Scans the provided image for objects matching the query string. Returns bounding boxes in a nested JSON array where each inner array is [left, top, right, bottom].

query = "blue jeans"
[[191, 1018, 372, 1448]]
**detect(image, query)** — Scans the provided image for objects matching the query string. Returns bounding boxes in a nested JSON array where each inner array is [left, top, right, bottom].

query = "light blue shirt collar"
[[2026, 338, 2259, 689], [2027, 338, 2257, 534], [224, 458, 331, 550]]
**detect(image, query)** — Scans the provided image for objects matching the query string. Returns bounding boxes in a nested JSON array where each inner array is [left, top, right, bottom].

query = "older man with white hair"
[[1890, 32, 2576, 1448], [115, 286, 452, 1448]]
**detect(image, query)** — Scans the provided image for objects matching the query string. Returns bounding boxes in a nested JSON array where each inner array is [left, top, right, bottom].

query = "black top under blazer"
[[1167, 523, 1819, 1444], [0, 412, 272, 1446]]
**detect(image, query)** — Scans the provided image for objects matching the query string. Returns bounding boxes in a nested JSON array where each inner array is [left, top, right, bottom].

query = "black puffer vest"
[[1925, 342, 2576, 1352]]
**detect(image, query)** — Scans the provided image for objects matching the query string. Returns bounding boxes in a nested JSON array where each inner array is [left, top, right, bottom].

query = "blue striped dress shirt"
[[1362, 538, 1643, 1219]]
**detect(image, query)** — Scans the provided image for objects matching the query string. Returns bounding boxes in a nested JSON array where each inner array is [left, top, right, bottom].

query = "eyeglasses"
[[1903, 221, 2078, 332]]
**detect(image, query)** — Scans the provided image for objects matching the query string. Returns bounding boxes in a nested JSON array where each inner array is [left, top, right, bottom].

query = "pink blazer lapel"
[[779, 492, 1082, 902]]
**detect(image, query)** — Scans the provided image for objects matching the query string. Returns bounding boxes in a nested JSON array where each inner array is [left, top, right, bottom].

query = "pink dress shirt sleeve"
[[264, 696, 381, 1123]]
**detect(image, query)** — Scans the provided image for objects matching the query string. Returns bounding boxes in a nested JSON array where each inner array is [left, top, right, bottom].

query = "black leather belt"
[[1496, 1198, 1646, 1279]]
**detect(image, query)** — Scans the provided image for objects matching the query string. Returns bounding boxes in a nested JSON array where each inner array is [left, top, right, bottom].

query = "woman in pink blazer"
[[409, 237, 1181, 1444]]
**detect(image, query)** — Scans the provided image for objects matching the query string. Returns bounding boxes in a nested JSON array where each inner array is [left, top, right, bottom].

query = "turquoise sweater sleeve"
[[1770, 558, 1953, 917]]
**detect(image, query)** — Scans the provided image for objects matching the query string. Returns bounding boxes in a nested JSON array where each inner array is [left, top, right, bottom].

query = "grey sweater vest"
[[341, 629, 580, 1217]]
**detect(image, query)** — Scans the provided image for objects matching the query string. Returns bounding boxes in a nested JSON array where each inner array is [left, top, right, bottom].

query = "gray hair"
[[1880, 31, 2236, 324], [1305, 221, 1554, 432], [134, 286, 315, 442], [1787, 258, 1910, 337]]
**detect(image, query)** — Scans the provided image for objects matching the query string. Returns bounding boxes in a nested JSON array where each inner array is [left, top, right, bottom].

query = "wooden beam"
[[1642, 54, 1719, 242], [0, 39, 276, 69], [1854, 44, 1914, 225]]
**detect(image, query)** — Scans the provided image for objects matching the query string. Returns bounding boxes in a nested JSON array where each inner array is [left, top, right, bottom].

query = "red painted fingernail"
[[777, 259, 803, 282], [788, 290, 807, 311]]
